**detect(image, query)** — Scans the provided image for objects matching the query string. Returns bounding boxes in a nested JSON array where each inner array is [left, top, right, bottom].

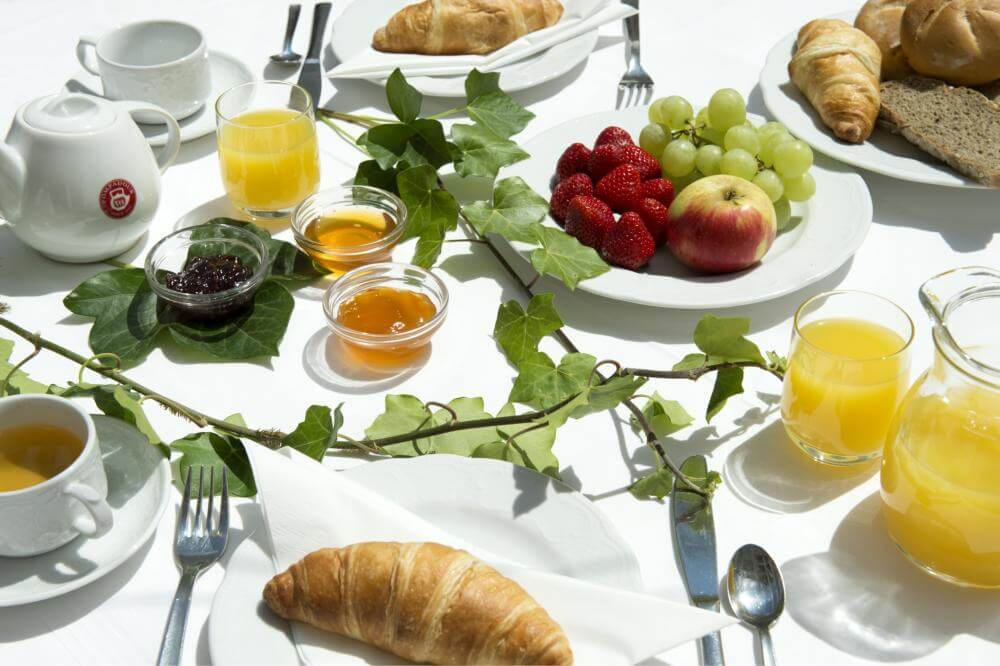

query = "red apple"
[[665, 174, 777, 274]]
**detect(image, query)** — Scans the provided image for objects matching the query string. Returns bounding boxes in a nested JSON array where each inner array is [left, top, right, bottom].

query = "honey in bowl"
[[0, 425, 84, 492], [303, 207, 397, 273], [336, 286, 437, 368]]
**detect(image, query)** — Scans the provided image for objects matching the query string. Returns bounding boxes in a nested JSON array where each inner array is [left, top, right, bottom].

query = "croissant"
[[263, 542, 573, 665], [789, 18, 882, 143], [373, 0, 564, 55]]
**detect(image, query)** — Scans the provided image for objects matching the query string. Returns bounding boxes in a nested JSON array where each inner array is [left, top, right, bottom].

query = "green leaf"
[[571, 374, 646, 418], [204, 219, 324, 282], [462, 177, 548, 244], [358, 123, 415, 170], [427, 397, 498, 456], [509, 351, 595, 409], [493, 294, 563, 367], [694, 315, 765, 365], [529, 227, 609, 289], [397, 165, 459, 268], [673, 353, 708, 371], [408, 119, 456, 169], [467, 90, 534, 139], [766, 351, 788, 376], [386, 68, 422, 123], [62, 384, 161, 445], [475, 403, 561, 479], [706, 367, 744, 422], [465, 69, 501, 103], [355, 160, 398, 193], [283, 404, 344, 461], [628, 468, 674, 500], [451, 124, 529, 179], [0, 338, 55, 396], [679, 455, 722, 494], [364, 395, 434, 456], [630, 392, 694, 439], [171, 431, 256, 497]]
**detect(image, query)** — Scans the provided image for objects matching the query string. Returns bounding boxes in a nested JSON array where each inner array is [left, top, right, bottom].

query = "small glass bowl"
[[322, 262, 449, 371], [145, 223, 269, 321], [291, 186, 408, 276]]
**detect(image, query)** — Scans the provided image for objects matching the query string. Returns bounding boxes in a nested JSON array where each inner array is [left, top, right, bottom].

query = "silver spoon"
[[727, 544, 784, 666], [270, 4, 303, 65]]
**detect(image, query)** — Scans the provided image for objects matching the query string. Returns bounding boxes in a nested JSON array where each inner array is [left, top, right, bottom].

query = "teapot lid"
[[23, 93, 116, 133]]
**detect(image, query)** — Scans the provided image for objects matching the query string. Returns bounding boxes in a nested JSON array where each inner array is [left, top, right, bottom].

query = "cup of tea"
[[0, 394, 113, 557], [76, 20, 212, 122]]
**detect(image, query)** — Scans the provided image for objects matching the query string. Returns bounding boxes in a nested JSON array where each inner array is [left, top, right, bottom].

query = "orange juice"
[[217, 108, 319, 215], [782, 318, 910, 463], [882, 383, 1000, 587]]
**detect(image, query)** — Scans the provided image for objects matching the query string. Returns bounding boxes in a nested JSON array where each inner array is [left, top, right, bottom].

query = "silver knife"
[[297, 2, 332, 109], [671, 455, 725, 666]]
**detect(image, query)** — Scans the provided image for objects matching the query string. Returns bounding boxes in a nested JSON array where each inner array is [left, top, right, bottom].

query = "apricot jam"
[[335, 286, 437, 368], [302, 208, 396, 273]]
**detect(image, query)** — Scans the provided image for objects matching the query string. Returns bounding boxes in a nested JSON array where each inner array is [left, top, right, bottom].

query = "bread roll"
[[901, 0, 1000, 85], [855, 0, 915, 80]]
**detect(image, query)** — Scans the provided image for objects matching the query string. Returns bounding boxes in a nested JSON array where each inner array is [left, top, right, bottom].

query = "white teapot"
[[0, 93, 180, 263]]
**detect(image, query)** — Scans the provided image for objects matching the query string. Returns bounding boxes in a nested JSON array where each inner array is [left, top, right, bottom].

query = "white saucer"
[[65, 50, 253, 147], [0, 415, 171, 607], [209, 455, 642, 665]]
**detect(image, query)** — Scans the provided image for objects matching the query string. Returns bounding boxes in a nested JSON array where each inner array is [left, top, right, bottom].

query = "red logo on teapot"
[[99, 179, 137, 219]]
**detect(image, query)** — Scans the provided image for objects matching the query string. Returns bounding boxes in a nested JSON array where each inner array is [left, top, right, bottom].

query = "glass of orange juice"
[[781, 291, 913, 465], [215, 81, 320, 219]]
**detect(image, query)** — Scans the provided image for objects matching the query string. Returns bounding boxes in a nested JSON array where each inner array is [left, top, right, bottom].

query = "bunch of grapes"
[[639, 89, 817, 225]]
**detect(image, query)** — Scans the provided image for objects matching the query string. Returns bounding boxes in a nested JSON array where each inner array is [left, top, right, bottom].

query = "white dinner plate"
[[0, 416, 171, 607], [209, 455, 642, 665], [65, 50, 253, 147], [328, 0, 598, 97], [501, 107, 873, 309], [760, 11, 985, 189]]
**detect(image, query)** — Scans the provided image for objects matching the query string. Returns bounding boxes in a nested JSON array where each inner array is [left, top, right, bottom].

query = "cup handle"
[[64, 481, 113, 538], [76, 35, 101, 76], [117, 101, 182, 173]]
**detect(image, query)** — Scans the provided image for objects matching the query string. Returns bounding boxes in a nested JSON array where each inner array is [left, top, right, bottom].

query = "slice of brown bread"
[[878, 76, 1000, 186]]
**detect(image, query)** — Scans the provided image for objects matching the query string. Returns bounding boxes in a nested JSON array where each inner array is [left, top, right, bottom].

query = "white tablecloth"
[[1, 0, 998, 664]]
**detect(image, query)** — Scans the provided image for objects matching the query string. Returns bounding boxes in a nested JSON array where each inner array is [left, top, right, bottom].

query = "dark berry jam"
[[165, 255, 251, 294]]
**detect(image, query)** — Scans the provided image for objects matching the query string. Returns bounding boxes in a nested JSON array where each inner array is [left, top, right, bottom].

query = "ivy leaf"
[[493, 294, 563, 367], [283, 404, 344, 461], [570, 374, 646, 418], [204, 219, 324, 282], [358, 123, 415, 170], [468, 90, 534, 139], [766, 351, 788, 376], [427, 397, 498, 456], [386, 68, 422, 123], [706, 367, 744, 422], [364, 395, 434, 456], [694, 315, 765, 365], [509, 351, 595, 409], [476, 403, 560, 479], [462, 177, 548, 244], [673, 353, 708, 371], [170, 431, 256, 497], [630, 392, 694, 439], [529, 227, 609, 289], [628, 468, 674, 500], [451, 124, 529, 179], [465, 69, 501, 103], [0, 338, 56, 396], [62, 383, 161, 446], [679, 455, 722, 494], [397, 165, 459, 268], [355, 160, 398, 193], [408, 118, 456, 169]]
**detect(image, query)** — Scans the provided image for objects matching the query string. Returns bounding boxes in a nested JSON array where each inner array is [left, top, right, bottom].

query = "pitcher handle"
[[64, 481, 114, 538], [919, 266, 1000, 327], [76, 35, 101, 76], [117, 101, 181, 173]]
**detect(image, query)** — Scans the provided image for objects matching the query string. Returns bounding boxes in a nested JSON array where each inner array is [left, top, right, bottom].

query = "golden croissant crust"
[[789, 18, 883, 143], [373, 0, 564, 55], [264, 541, 573, 665]]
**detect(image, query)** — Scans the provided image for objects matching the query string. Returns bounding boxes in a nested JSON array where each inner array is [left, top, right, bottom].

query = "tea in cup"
[[0, 395, 113, 557], [76, 20, 211, 122]]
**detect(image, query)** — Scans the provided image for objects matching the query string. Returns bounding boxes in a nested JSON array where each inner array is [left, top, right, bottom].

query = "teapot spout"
[[0, 141, 24, 222]]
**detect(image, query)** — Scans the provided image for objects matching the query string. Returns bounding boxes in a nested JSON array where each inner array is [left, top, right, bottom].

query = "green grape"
[[752, 169, 784, 202], [707, 88, 747, 131], [695, 144, 724, 176], [661, 138, 697, 178], [724, 125, 761, 155], [758, 121, 787, 140], [773, 140, 814, 179], [782, 171, 816, 201], [698, 126, 727, 147], [774, 197, 792, 231], [758, 130, 792, 167], [719, 148, 758, 181], [695, 106, 712, 129], [672, 169, 704, 193], [639, 123, 670, 157], [650, 96, 693, 129]]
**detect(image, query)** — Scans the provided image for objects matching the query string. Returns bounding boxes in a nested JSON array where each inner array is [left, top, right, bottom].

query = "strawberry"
[[640, 178, 676, 207], [548, 173, 593, 223], [620, 145, 662, 180], [564, 195, 615, 249], [594, 126, 634, 148], [630, 197, 669, 245], [556, 142, 592, 181], [595, 164, 642, 213], [588, 143, 627, 181], [601, 212, 656, 270]]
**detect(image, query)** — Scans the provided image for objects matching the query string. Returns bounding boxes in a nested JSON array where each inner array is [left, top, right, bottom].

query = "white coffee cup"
[[76, 20, 212, 123], [0, 395, 113, 557]]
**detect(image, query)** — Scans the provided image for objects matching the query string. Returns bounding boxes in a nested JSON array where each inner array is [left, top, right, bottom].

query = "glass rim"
[[935, 285, 1000, 387], [214, 80, 313, 126], [291, 186, 409, 259], [793, 289, 915, 363]]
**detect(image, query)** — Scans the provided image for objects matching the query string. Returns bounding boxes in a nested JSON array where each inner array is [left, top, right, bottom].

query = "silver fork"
[[156, 466, 230, 666], [617, 0, 653, 108]]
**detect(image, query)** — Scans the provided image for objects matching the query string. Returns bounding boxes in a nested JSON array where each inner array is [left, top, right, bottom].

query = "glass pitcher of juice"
[[882, 267, 1000, 588]]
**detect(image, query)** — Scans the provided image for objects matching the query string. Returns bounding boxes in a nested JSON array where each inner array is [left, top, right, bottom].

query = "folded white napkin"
[[326, 0, 637, 80], [244, 445, 736, 665]]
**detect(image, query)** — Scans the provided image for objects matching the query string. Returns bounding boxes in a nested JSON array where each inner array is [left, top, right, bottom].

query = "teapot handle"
[[117, 101, 181, 173]]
